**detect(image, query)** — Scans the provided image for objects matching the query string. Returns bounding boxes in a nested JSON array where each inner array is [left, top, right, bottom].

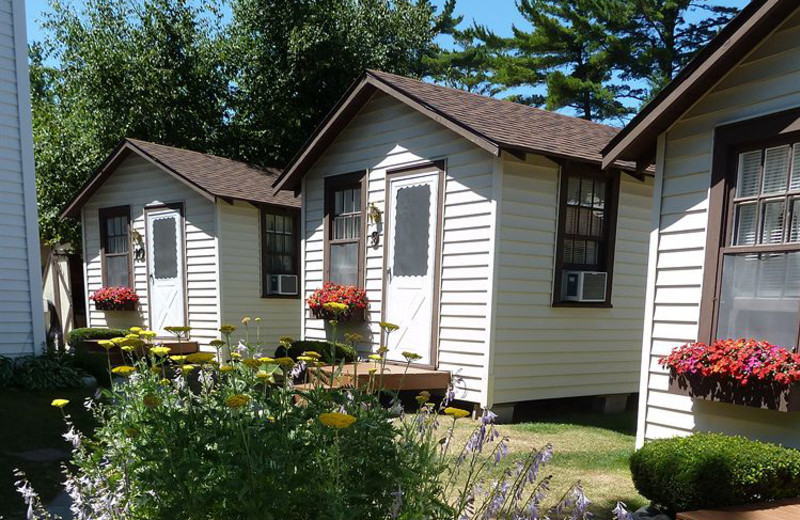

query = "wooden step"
[[306, 362, 450, 392], [677, 499, 800, 520]]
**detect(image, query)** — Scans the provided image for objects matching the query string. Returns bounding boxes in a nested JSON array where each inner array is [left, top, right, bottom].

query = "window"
[[553, 165, 619, 306], [261, 207, 299, 297], [325, 172, 366, 287], [707, 139, 800, 351], [99, 206, 132, 287]]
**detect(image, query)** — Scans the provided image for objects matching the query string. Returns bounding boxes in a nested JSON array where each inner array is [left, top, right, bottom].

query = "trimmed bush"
[[0, 355, 13, 388], [275, 340, 357, 363], [67, 327, 130, 348], [630, 432, 800, 513]]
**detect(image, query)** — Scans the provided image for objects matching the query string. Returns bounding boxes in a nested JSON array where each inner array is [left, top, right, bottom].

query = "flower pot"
[[668, 370, 800, 412], [309, 307, 366, 322], [158, 341, 199, 355], [94, 300, 137, 312]]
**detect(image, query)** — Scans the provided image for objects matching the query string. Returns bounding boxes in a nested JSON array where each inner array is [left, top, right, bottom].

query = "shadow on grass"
[[513, 396, 638, 436]]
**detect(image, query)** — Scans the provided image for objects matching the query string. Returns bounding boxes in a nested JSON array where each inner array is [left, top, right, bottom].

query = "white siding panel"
[[218, 201, 301, 347], [81, 156, 220, 346], [492, 155, 653, 404], [641, 8, 800, 448]]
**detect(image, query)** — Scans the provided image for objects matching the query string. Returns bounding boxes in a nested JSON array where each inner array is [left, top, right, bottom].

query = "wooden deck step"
[[304, 362, 450, 392], [677, 499, 800, 520]]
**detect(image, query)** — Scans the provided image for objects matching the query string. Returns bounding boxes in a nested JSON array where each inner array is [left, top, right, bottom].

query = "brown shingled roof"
[[62, 139, 298, 218], [275, 70, 637, 192]]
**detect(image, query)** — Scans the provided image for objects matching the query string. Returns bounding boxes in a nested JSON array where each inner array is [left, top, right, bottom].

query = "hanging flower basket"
[[307, 283, 368, 322], [662, 339, 800, 412], [90, 286, 139, 312]]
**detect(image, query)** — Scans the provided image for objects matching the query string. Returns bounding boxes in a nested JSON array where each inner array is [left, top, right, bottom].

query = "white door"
[[384, 170, 441, 365], [146, 207, 186, 336]]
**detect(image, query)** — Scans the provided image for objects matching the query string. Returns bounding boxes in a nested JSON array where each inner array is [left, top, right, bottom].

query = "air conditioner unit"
[[562, 271, 607, 302], [268, 274, 299, 296]]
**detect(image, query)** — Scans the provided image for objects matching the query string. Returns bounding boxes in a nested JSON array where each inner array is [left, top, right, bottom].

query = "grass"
[[447, 405, 647, 518], [0, 386, 95, 520]]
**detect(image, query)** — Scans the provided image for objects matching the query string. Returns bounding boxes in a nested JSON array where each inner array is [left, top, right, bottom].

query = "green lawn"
[[447, 407, 647, 518], [0, 386, 95, 520]]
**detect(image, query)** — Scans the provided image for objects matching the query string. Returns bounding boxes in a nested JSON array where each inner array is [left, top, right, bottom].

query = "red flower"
[[90, 286, 139, 310], [307, 283, 369, 319]]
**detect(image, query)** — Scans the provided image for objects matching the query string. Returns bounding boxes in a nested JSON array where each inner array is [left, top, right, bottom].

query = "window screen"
[[100, 207, 131, 287], [393, 184, 430, 276], [326, 179, 363, 286], [152, 217, 178, 279]]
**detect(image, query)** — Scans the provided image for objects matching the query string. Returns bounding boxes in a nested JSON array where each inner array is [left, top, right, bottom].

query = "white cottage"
[[274, 70, 654, 415], [602, 0, 800, 448], [0, 0, 45, 357], [62, 139, 301, 347]]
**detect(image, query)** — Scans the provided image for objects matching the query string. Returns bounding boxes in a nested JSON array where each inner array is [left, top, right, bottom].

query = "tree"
[[225, 0, 458, 167], [33, 0, 230, 246]]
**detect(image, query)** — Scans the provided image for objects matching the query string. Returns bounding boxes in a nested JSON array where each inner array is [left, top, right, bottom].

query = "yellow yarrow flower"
[[129, 327, 142, 334], [256, 372, 273, 382], [297, 356, 315, 362], [150, 346, 171, 357], [111, 366, 136, 377], [258, 357, 276, 364], [120, 345, 134, 353], [125, 334, 140, 340], [231, 352, 241, 359], [159, 378, 171, 386], [301, 351, 321, 360], [323, 302, 349, 314], [139, 330, 157, 338], [242, 358, 261, 369], [170, 355, 187, 363], [275, 357, 295, 366], [186, 352, 215, 364], [401, 351, 422, 362], [368, 354, 382, 362], [220, 365, 235, 373], [444, 407, 470, 419], [379, 321, 399, 332], [219, 325, 237, 335], [319, 412, 357, 429], [97, 340, 114, 350], [181, 364, 197, 373], [51, 399, 69, 408], [209, 339, 226, 348], [416, 391, 430, 405], [225, 394, 250, 408]]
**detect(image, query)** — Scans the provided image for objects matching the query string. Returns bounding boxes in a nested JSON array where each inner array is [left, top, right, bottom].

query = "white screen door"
[[384, 169, 441, 365], [146, 207, 186, 336]]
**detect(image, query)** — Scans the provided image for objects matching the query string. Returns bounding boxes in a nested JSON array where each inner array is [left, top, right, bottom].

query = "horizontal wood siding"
[[0, 0, 43, 356], [302, 92, 495, 403], [492, 155, 653, 404], [218, 201, 301, 346], [81, 156, 220, 346], [642, 7, 800, 447]]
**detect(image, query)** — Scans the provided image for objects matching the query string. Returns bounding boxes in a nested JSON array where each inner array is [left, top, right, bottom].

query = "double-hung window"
[[713, 142, 800, 350], [99, 206, 132, 287], [325, 172, 365, 287], [261, 207, 299, 297], [553, 165, 619, 306]]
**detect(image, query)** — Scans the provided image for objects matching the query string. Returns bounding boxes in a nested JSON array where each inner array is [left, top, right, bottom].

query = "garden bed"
[[668, 371, 800, 412]]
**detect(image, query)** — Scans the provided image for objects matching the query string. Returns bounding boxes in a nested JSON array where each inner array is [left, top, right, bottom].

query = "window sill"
[[261, 293, 302, 300], [551, 301, 613, 309]]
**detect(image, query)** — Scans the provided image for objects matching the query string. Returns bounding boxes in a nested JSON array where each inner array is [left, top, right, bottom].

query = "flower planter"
[[94, 300, 137, 312], [159, 341, 199, 355], [668, 370, 800, 412], [309, 307, 366, 322]]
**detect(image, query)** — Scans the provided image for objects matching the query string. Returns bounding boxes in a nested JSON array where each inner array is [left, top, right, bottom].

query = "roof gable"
[[274, 70, 636, 192], [61, 139, 298, 218], [602, 0, 800, 169]]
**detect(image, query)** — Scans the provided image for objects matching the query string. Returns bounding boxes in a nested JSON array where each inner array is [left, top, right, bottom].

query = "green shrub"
[[67, 327, 130, 347], [630, 432, 800, 513], [0, 356, 13, 388], [12, 353, 88, 391], [275, 339, 357, 363]]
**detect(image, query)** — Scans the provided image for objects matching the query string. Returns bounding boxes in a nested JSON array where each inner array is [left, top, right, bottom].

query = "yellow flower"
[[276, 357, 295, 366], [254, 317, 262, 323], [219, 325, 237, 335], [209, 339, 226, 348], [241, 316, 251, 325], [323, 302, 349, 314], [186, 352, 215, 364], [129, 327, 142, 334], [143, 394, 162, 409], [125, 334, 140, 340], [258, 357, 276, 364], [279, 336, 294, 346], [111, 337, 126, 345], [225, 394, 250, 408], [150, 346, 171, 357], [181, 364, 197, 373], [231, 352, 241, 359], [111, 366, 136, 377], [402, 351, 422, 362], [124, 427, 139, 438], [51, 399, 69, 408], [170, 355, 187, 363], [256, 372, 273, 382], [416, 391, 430, 405], [242, 358, 261, 369], [220, 365, 235, 373], [159, 378, 171, 386], [120, 345, 134, 353], [368, 368, 378, 374], [267, 416, 275, 423], [368, 354, 382, 362], [377, 345, 389, 355], [297, 356, 315, 362], [97, 340, 114, 350], [140, 330, 157, 338], [379, 321, 399, 332], [301, 351, 322, 360], [319, 412, 357, 429], [444, 407, 470, 419]]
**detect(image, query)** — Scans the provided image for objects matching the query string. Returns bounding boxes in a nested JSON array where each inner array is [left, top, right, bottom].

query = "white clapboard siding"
[[218, 201, 301, 347], [81, 156, 220, 346], [492, 154, 653, 404], [302, 92, 496, 402], [0, 0, 43, 356], [641, 7, 800, 448]]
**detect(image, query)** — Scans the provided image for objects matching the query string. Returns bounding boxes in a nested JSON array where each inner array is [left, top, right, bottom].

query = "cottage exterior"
[[603, 0, 800, 448], [62, 139, 301, 346], [0, 0, 45, 357], [275, 70, 654, 412]]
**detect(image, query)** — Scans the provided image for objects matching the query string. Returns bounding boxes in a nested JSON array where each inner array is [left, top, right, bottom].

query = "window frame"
[[700, 107, 800, 349], [552, 162, 620, 308], [260, 205, 301, 299], [323, 170, 367, 287], [98, 205, 133, 288]]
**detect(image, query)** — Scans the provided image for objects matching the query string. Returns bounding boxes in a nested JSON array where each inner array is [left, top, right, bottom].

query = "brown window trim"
[[699, 107, 800, 347], [98, 205, 133, 287], [260, 204, 301, 299], [552, 161, 620, 308], [323, 170, 367, 287]]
